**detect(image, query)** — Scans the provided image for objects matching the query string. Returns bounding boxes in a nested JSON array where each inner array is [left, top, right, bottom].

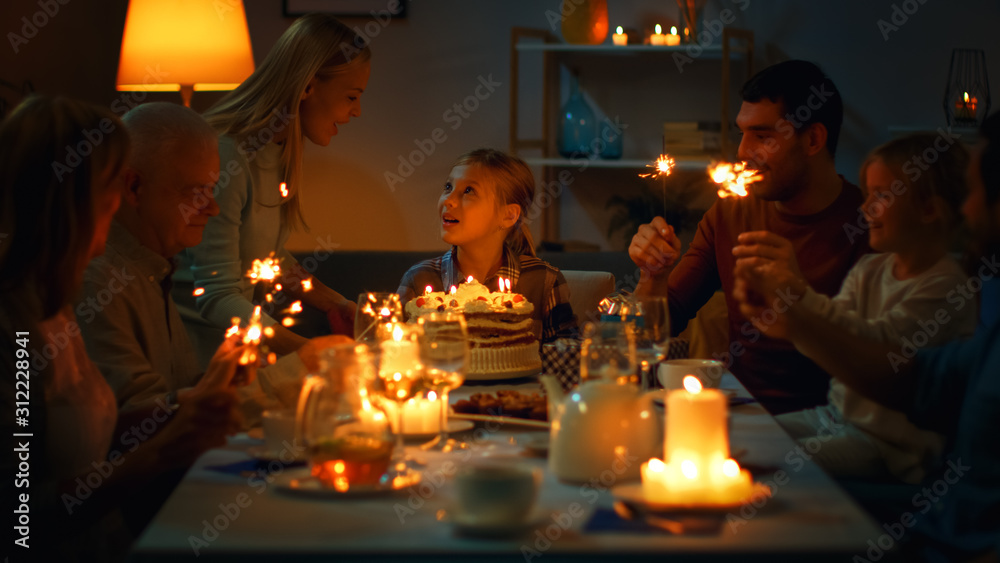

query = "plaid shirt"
[[397, 247, 578, 343]]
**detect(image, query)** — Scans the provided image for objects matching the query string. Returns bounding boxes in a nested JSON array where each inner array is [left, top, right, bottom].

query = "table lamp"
[[116, 0, 255, 107]]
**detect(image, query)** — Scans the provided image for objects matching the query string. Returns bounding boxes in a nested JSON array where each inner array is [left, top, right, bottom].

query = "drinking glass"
[[417, 312, 470, 452], [626, 296, 670, 391], [354, 292, 402, 343], [375, 323, 424, 479], [580, 321, 637, 384]]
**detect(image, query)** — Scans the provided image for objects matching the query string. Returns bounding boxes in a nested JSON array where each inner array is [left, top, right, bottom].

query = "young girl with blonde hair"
[[398, 148, 577, 343], [174, 14, 370, 368], [734, 132, 976, 484]]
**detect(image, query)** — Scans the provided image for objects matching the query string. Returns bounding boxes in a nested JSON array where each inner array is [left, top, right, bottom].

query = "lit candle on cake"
[[612, 26, 628, 46], [640, 376, 757, 505]]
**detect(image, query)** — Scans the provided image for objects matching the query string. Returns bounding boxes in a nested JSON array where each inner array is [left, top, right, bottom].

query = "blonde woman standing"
[[174, 14, 370, 368]]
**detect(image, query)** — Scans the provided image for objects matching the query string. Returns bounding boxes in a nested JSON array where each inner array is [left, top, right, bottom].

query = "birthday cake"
[[405, 280, 542, 378]]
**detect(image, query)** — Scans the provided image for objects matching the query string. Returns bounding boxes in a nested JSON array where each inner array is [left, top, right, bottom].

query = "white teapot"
[[540, 375, 659, 484]]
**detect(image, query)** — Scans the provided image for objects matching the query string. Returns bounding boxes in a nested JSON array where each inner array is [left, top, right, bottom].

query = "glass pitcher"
[[296, 343, 394, 491]]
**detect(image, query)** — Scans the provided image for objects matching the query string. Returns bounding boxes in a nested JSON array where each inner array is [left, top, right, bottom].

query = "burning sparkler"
[[708, 161, 762, 198], [639, 154, 676, 217]]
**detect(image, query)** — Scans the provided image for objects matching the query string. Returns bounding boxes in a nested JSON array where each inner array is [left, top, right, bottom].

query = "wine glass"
[[416, 312, 470, 452], [627, 296, 670, 391], [354, 292, 402, 343], [375, 323, 424, 479], [580, 321, 637, 384]]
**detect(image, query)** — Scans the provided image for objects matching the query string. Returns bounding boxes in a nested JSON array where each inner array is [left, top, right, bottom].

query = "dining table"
[[129, 373, 882, 562]]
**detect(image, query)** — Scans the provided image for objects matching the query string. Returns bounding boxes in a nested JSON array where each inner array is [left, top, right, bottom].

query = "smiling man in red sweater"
[[630, 60, 870, 414]]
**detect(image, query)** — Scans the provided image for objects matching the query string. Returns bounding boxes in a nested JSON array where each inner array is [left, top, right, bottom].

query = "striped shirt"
[[397, 247, 577, 343]]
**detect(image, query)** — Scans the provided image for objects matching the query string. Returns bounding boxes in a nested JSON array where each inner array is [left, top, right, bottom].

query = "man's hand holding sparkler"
[[629, 217, 682, 294]]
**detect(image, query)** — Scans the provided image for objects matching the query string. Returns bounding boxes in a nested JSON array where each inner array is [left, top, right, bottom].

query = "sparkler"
[[221, 253, 311, 367], [708, 161, 762, 199], [639, 154, 676, 218]]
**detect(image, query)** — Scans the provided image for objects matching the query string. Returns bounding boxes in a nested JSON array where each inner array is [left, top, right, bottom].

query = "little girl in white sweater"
[[740, 133, 976, 483]]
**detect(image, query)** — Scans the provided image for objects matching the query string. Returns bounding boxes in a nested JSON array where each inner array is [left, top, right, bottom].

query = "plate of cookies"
[[451, 390, 550, 429]]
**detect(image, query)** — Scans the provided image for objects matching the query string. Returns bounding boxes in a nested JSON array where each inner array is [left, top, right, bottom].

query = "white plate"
[[273, 467, 421, 499], [449, 509, 547, 538], [611, 481, 772, 513], [246, 445, 307, 462], [403, 419, 474, 441], [465, 364, 542, 381]]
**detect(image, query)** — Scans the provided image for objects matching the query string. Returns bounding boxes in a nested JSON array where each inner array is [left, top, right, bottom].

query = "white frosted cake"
[[406, 280, 542, 377]]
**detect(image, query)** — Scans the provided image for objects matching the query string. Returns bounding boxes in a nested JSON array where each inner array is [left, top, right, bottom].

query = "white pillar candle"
[[384, 394, 441, 434], [666, 375, 728, 467]]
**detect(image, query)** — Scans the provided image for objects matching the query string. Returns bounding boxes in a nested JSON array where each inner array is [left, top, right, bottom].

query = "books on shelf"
[[663, 121, 721, 154]]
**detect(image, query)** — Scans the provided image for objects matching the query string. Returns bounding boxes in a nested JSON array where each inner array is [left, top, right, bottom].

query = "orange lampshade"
[[116, 0, 254, 104]]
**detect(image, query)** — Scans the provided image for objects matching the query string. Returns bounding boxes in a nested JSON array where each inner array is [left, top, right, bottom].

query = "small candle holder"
[[943, 48, 990, 127]]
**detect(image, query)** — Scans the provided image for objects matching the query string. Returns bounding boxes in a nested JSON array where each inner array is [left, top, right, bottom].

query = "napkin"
[[205, 458, 305, 476]]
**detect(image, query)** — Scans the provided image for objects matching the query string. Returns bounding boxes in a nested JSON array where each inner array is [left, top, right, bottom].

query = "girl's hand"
[[732, 259, 804, 340], [327, 300, 357, 336], [732, 231, 806, 281]]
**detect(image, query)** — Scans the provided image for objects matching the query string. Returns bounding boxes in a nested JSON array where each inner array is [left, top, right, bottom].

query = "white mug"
[[658, 359, 725, 390], [454, 461, 540, 526]]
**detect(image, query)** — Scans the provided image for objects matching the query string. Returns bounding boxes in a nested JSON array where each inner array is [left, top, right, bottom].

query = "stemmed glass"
[[375, 323, 424, 479], [416, 312, 470, 452], [580, 321, 637, 384], [354, 292, 402, 343], [627, 296, 670, 391]]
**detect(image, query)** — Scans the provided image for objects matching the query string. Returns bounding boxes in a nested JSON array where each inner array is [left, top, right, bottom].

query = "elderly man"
[[77, 102, 331, 417], [629, 60, 870, 414]]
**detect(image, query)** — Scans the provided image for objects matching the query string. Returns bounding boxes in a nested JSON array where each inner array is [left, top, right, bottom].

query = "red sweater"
[[668, 177, 870, 414]]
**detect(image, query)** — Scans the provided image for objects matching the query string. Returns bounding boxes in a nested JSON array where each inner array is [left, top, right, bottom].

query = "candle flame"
[[427, 390, 437, 401], [193, 287, 205, 296], [722, 459, 740, 478], [245, 324, 261, 341], [281, 317, 294, 327], [424, 285, 433, 295], [683, 375, 703, 394], [498, 278, 504, 292], [505, 278, 511, 292], [964, 92, 970, 103], [279, 182, 289, 198], [449, 285, 457, 295], [654, 23, 662, 34], [639, 154, 675, 179], [301, 278, 313, 292], [368, 293, 377, 303], [647, 457, 665, 472], [670, 25, 677, 35], [392, 324, 404, 342], [290, 301, 303, 313], [466, 275, 474, 283], [681, 459, 698, 479], [616, 25, 623, 35], [379, 306, 391, 317], [709, 161, 762, 198]]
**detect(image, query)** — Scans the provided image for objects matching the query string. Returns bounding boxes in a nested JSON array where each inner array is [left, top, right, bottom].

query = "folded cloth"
[[205, 458, 305, 476]]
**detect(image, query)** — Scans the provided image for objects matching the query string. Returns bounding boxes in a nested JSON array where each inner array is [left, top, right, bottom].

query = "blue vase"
[[558, 74, 598, 158], [599, 119, 623, 159]]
